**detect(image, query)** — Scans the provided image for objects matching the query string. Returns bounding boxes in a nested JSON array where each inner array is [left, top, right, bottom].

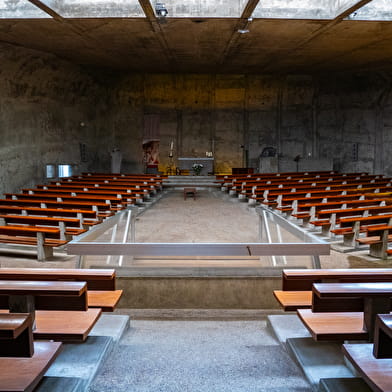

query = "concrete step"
[[36, 376, 83, 392], [42, 314, 130, 391], [44, 335, 113, 390], [267, 314, 311, 347], [319, 378, 372, 392], [286, 337, 356, 391], [89, 314, 130, 344]]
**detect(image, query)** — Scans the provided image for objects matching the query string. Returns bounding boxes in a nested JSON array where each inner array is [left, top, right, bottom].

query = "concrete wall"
[[116, 276, 282, 309], [103, 72, 392, 176], [0, 42, 104, 195], [1, 40, 392, 196]]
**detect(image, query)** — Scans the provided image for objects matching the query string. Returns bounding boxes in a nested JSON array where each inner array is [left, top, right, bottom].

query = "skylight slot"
[[38, 0, 145, 18], [346, 0, 392, 21], [0, 0, 50, 18], [152, 0, 249, 18], [252, 0, 336, 20]]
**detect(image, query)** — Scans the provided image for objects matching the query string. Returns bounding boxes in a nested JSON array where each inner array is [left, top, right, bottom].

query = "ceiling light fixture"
[[155, 2, 168, 18], [238, 29, 249, 34]]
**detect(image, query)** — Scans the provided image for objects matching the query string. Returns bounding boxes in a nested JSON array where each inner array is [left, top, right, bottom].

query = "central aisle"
[[89, 317, 311, 392], [135, 189, 259, 243]]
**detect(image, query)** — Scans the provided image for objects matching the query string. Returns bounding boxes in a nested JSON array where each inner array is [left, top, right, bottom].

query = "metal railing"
[[68, 205, 329, 269]]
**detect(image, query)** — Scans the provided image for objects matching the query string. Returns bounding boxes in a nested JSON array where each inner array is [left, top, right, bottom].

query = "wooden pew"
[[310, 205, 392, 235], [331, 215, 392, 247], [0, 339, 62, 392], [23, 188, 143, 203], [356, 225, 392, 259], [38, 182, 152, 195], [274, 268, 392, 311], [297, 282, 392, 341], [0, 198, 115, 217], [0, 205, 99, 225], [0, 268, 122, 312], [293, 199, 387, 222], [342, 342, 392, 392], [0, 313, 34, 357], [0, 280, 101, 342], [343, 315, 392, 392], [0, 225, 67, 260], [0, 214, 86, 240], [4, 193, 127, 210]]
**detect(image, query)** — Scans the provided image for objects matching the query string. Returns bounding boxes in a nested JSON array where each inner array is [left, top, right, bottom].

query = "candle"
[[170, 141, 174, 151]]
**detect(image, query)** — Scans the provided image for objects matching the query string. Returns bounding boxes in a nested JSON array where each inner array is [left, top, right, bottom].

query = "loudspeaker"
[[80, 143, 87, 162]]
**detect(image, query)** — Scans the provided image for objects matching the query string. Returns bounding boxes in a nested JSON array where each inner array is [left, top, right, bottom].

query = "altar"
[[178, 157, 214, 175]]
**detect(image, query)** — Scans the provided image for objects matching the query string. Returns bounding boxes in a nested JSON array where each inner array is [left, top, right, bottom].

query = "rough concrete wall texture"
[[0, 43, 102, 195], [107, 72, 392, 175], [1, 40, 392, 196]]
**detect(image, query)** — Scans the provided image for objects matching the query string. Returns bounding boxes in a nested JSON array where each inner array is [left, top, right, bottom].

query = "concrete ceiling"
[[0, 0, 391, 74]]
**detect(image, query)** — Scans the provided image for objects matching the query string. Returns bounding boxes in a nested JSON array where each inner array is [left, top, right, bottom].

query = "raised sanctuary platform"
[[178, 157, 214, 175], [162, 175, 221, 188]]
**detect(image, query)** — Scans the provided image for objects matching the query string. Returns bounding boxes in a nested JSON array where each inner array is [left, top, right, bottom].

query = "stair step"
[[319, 378, 372, 392]]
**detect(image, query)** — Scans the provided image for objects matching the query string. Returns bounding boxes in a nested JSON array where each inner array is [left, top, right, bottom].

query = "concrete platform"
[[286, 337, 356, 391], [267, 314, 311, 346], [36, 376, 83, 392], [37, 314, 130, 392], [319, 377, 372, 392]]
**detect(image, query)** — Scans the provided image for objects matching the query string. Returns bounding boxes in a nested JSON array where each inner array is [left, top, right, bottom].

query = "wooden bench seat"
[[0, 313, 34, 357], [274, 268, 392, 311], [0, 340, 62, 392], [297, 309, 368, 341], [343, 343, 392, 392], [0, 279, 102, 342], [24, 187, 145, 200], [273, 290, 312, 311], [0, 308, 101, 342], [0, 267, 117, 290], [0, 214, 86, 239], [330, 215, 392, 247], [0, 225, 67, 260], [34, 308, 102, 341], [5, 193, 128, 209], [88, 290, 122, 312], [0, 198, 114, 214], [298, 282, 392, 342], [356, 226, 392, 258], [0, 268, 123, 311]]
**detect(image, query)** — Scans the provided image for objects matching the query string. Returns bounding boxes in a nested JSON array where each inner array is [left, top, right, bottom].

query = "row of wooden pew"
[[0, 267, 122, 391], [274, 268, 392, 392], [218, 170, 392, 258], [0, 173, 164, 260]]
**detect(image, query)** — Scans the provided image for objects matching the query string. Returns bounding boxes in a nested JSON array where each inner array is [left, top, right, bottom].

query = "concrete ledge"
[[116, 275, 281, 309], [267, 314, 310, 347]]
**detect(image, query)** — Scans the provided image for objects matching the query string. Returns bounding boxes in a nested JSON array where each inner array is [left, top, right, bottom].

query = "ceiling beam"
[[27, 0, 63, 22], [290, 0, 374, 49], [218, 0, 260, 65], [26, 0, 129, 68], [138, 0, 177, 68], [27, 0, 86, 35], [260, 0, 374, 72]]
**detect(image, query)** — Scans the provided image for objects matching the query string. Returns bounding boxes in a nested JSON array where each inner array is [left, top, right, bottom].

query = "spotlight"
[[155, 2, 168, 17]]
